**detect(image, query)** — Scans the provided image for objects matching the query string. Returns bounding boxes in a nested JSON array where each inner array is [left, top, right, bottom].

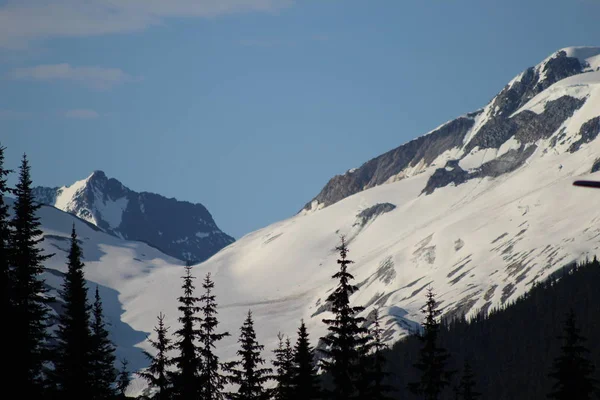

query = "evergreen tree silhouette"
[[409, 287, 454, 400], [52, 225, 94, 398], [547, 309, 597, 400], [319, 236, 368, 400], [139, 312, 175, 400], [172, 263, 203, 400], [0, 145, 15, 392], [292, 320, 321, 400], [89, 285, 118, 399], [226, 310, 272, 400], [272, 333, 295, 400], [199, 272, 230, 400], [456, 360, 480, 400], [117, 358, 131, 398], [11, 154, 53, 397], [363, 308, 394, 400]]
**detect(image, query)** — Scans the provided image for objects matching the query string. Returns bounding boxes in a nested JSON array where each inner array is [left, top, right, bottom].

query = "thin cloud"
[[9, 63, 138, 90], [0, 0, 293, 49], [64, 109, 100, 119]]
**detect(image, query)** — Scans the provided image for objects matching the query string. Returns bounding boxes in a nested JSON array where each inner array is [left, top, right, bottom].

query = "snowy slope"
[[28, 47, 600, 396], [33, 171, 234, 263]]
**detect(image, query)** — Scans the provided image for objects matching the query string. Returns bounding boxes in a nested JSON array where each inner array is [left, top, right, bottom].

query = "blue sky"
[[1, 0, 599, 239]]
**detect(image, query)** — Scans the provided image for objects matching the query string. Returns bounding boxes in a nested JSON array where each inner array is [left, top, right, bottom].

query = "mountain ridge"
[[303, 46, 600, 212]]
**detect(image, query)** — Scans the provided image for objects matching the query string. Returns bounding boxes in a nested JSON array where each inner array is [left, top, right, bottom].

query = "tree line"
[[1, 148, 129, 399], [2, 142, 598, 400]]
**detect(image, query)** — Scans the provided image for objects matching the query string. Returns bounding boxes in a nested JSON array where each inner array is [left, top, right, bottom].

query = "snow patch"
[[96, 197, 128, 229], [459, 147, 496, 170]]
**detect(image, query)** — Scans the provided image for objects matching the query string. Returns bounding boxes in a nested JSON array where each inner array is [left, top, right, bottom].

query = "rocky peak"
[[33, 172, 234, 263]]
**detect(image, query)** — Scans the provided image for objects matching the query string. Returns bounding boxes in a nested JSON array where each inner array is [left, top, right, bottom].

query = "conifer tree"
[[547, 309, 597, 400], [292, 320, 320, 400], [227, 310, 272, 400], [52, 225, 94, 397], [363, 309, 394, 400], [0, 144, 12, 324], [139, 313, 174, 400], [90, 285, 118, 399], [319, 236, 368, 400], [272, 333, 295, 400], [199, 272, 230, 400], [456, 360, 480, 400], [117, 358, 131, 398], [172, 263, 203, 400], [408, 287, 454, 400], [0, 145, 15, 389], [11, 154, 53, 397]]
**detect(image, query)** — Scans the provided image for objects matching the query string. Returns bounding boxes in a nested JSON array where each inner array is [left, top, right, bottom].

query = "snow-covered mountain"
[[33, 171, 234, 263], [29, 46, 600, 395]]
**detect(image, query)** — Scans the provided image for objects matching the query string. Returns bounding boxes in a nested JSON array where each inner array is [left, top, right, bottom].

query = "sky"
[[1, 0, 600, 239]]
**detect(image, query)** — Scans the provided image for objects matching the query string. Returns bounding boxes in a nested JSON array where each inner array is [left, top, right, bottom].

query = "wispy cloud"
[[64, 109, 100, 119], [9, 63, 138, 90], [0, 109, 31, 120], [0, 0, 293, 49]]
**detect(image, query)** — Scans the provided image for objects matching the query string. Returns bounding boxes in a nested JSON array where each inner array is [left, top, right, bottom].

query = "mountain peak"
[[33, 173, 234, 262], [88, 170, 107, 180]]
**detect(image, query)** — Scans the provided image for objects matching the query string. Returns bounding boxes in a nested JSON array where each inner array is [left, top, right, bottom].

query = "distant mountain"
[[33, 170, 234, 263]]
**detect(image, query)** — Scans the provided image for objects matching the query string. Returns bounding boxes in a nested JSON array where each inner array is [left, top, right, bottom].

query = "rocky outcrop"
[[569, 117, 600, 153], [356, 203, 396, 227], [465, 96, 584, 153], [592, 158, 600, 173], [302, 114, 479, 211], [423, 145, 538, 195]]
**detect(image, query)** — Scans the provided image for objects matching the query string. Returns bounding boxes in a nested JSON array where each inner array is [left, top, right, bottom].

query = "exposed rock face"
[[569, 117, 600, 153], [303, 115, 478, 210], [356, 203, 396, 227], [33, 171, 234, 263], [467, 96, 585, 153], [592, 158, 600, 173], [304, 50, 592, 210]]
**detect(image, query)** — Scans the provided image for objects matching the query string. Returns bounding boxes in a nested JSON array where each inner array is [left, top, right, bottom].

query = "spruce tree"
[[199, 272, 230, 400], [11, 154, 53, 397], [272, 333, 295, 400], [364, 309, 394, 400], [90, 285, 118, 399], [52, 225, 94, 398], [0, 145, 15, 390], [227, 310, 272, 400], [547, 309, 597, 400], [456, 360, 480, 400], [0, 144, 12, 325], [139, 313, 175, 400], [172, 263, 203, 400], [292, 320, 320, 400], [408, 287, 454, 400], [117, 358, 131, 398], [319, 236, 368, 400]]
